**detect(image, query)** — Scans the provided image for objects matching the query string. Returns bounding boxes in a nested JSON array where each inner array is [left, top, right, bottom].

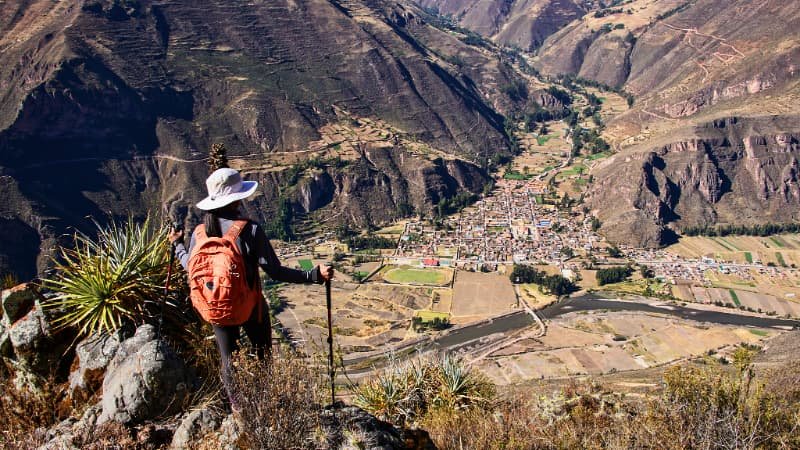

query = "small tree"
[[208, 142, 229, 173]]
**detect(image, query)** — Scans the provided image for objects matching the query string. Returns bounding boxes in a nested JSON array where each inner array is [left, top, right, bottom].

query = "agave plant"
[[43, 215, 183, 337], [353, 371, 408, 423], [353, 355, 425, 425], [431, 353, 494, 411]]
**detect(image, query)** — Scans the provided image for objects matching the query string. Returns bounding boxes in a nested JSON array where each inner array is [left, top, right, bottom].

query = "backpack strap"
[[195, 224, 207, 241], [223, 219, 249, 243]]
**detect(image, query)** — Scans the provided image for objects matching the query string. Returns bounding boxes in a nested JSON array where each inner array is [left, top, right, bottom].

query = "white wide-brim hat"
[[196, 168, 259, 211]]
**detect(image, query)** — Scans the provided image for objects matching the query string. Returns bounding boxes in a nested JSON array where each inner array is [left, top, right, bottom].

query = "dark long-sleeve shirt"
[[175, 217, 320, 286]]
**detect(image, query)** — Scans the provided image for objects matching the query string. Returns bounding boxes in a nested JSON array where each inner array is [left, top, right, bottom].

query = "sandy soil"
[[452, 271, 517, 317]]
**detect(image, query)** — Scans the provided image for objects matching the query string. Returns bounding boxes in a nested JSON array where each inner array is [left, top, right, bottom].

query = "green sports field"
[[383, 266, 451, 286], [298, 259, 314, 271]]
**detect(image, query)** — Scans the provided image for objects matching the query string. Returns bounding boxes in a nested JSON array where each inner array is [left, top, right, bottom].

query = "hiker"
[[168, 167, 333, 401]]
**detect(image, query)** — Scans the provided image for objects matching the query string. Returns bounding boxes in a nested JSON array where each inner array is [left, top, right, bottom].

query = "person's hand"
[[318, 264, 334, 282], [168, 229, 183, 244]]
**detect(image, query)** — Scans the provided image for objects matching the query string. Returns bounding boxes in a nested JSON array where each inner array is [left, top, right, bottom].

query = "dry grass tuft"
[[421, 363, 800, 450], [230, 350, 325, 450], [0, 367, 72, 448]]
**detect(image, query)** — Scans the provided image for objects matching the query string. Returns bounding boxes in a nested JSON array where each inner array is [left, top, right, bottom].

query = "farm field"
[[477, 311, 775, 385], [668, 234, 800, 266], [584, 87, 629, 123], [374, 222, 407, 238], [704, 269, 800, 302], [277, 282, 442, 354], [451, 271, 516, 321], [683, 285, 800, 318], [380, 265, 453, 286]]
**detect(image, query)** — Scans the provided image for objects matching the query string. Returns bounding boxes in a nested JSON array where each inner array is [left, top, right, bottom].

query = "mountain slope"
[[417, 0, 587, 50], [587, 116, 800, 247], [0, 0, 524, 278]]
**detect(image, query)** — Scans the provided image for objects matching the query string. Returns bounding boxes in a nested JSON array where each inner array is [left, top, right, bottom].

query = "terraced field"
[[478, 311, 776, 384], [668, 235, 800, 266]]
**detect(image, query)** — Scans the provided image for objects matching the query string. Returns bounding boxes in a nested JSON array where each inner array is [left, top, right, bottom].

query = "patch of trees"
[[510, 265, 577, 296], [284, 156, 348, 187], [346, 235, 396, 250], [558, 74, 635, 107], [656, 1, 694, 21], [412, 316, 451, 331], [596, 266, 633, 285], [264, 197, 294, 241], [436, 192, 478, 218], [591, 217, 602, 232], [571, 128, 610, 156], [501, 80, 529, 102], [546, 86, 573, 106], [523, 105, 570, 128], [396, 202, 415, 218], [682, 223, 800, 237], [594, 8, 623, 18], [607, 245, 623, 257]]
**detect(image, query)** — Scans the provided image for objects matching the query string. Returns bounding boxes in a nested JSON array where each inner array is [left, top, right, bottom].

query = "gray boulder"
[[170, 408, 223, 449], [1, 283, 36, 325], [37, 417, 79, 450], [8, 305, 60, 375], [98, 325, 191, 424], [68, 329, 127, 401], [321, 405, 406, 450]]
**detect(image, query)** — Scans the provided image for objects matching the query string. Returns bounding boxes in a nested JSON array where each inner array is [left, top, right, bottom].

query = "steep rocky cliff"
[[587, 116, 800, 247], [0, 0, 520, 278]]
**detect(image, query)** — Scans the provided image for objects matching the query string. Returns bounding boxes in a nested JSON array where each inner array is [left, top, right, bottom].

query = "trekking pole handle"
[[164, 222, 181, 293]]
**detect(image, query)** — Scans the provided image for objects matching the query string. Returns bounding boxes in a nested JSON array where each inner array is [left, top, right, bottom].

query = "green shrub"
[[43, 215, 184, 337]]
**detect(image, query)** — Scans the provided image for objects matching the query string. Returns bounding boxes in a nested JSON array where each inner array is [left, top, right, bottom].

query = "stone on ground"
[[68, 329, 128, 401], [170, 407, 223, 449], [98, 324, 190, 424]]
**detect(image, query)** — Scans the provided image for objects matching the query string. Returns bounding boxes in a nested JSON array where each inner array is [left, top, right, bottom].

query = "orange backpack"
[[187, 220, 263, 326]]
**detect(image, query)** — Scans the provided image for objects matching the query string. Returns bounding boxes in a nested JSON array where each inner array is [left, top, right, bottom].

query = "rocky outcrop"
[[98, 325, 190, 424], [2, 285, 70, 378], [587, 117, 800, 247], [265, 146, 491, 228], [2, 283, 36, 324], [321, 404, 407, 450], [68, 329, 129, 402]]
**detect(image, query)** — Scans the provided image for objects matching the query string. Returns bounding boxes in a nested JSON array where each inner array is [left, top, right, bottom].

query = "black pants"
[[212, 300, 272, 404]]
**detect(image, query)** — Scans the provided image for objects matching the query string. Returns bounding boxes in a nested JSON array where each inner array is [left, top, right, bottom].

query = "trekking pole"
[[158, 222, 181, 341], [325, 274, 336, 405]]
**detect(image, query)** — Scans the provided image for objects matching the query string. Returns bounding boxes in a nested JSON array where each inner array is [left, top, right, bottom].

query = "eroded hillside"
[[0, 0, 544, 277], [587, 116, 800, 247]]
